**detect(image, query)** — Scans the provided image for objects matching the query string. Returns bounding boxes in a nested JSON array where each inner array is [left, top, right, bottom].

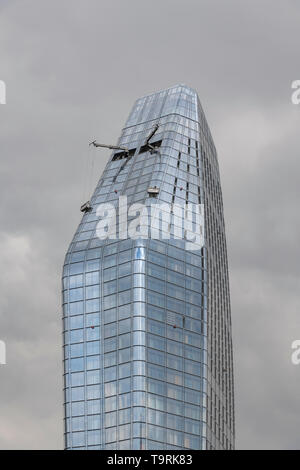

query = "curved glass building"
[[62, 85, 235, 450]]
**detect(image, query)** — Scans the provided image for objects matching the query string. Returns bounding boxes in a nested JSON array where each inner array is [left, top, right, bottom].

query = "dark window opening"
[[177, 151, 181, 168], [139, 139, 162, 154], [112, 148, 136, 161], [196, 149, 200, 177], [186, 182, 189, 202]]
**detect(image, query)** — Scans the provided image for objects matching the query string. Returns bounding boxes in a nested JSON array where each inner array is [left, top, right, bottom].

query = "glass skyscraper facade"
[[62, 85, 235, 450]]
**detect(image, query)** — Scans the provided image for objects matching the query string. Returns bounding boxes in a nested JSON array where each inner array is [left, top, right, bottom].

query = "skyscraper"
[[62, 85, 235, 450]]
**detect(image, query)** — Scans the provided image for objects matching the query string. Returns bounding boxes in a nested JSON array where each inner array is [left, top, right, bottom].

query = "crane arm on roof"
[[145, 123, 159, 146], [89, 141, 129, 154]]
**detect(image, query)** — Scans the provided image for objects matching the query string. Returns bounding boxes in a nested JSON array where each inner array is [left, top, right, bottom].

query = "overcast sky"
[[0, 0, 300, 449]]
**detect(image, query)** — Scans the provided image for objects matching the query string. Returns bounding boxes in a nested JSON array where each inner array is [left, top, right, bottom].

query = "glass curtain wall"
[[62, 85, 234, 450]]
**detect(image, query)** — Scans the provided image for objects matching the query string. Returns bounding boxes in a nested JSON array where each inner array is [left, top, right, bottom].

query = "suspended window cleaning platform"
[[80, 201, 92, 213], [147, 186, 160, 197]]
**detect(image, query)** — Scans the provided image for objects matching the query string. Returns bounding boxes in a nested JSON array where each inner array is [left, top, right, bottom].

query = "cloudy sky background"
[[0, 0, 299, 449]]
